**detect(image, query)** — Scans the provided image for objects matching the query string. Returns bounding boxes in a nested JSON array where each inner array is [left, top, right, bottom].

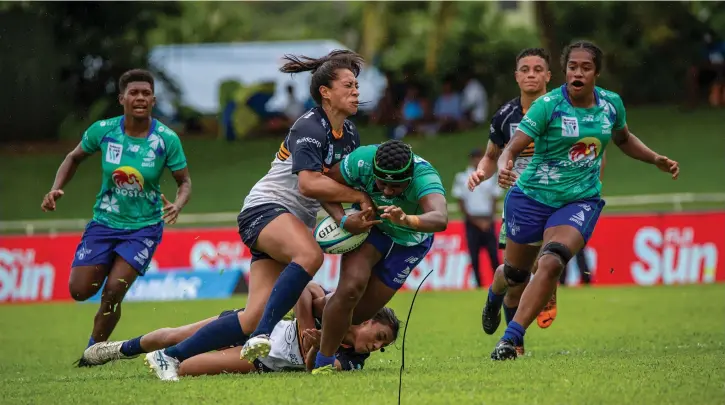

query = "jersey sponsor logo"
[[568, 137, 602, 162], [296, 137, 323, 149], [561, 116, 579, 137], [127, 144, 140, 153], [522, 115, 537, 127], [106, 142, 123, 164], [111, 166, 156, 199], [601, 113, 613, 134]]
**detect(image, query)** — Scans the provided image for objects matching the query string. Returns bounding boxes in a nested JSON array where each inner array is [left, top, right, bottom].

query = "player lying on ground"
[[40, 69, 191, 366], [489, 40, 679, 361], [309, 139, 448, 373], [81, 281, 399, 380], [144, 50, 379, 372]]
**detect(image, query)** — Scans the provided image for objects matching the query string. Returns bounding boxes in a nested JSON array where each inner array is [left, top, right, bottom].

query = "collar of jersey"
[[560, 84, 601, 108], [120, 117, 157, 139]]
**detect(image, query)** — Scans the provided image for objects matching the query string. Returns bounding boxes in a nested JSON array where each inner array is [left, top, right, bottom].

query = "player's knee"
[[68, 281, 97, 302], [503, 261, 530, 287], [293, 248, 324, 275], [335, 278, 368, 307], [537, 242, 573, 277], [100, 281, 129, 304]]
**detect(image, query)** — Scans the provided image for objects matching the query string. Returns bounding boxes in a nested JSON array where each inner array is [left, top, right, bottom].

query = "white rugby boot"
[[82, 341, 138, 366], [144, 350, 180, 381]]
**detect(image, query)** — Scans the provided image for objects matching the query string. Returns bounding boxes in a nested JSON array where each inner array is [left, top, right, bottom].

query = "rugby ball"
[[314, 208, 370, 254]]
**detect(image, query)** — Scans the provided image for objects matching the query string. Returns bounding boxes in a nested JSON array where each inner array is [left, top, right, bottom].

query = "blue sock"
[[503, 305, 518, 325], [120, 336, 145, 356], [87, 336, 96, 348], [315, 352, 336, 368], [487, 286, 505, 310], [251, 262, 312, 337], [502, 321, 526, 346], [164, 312, 246, 362]]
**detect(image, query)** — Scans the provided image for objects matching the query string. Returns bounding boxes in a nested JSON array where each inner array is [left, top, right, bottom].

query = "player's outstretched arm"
[[379, 193, 448, 233], [468, 141, 501, 190], [321, 162, 380, 235], [612, 127, 679, 179], [41, 143, 92, 212]]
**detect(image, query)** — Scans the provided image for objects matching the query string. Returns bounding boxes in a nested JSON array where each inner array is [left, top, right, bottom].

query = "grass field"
[[1, 285, 724, 404], [1, 106, 724, 224]]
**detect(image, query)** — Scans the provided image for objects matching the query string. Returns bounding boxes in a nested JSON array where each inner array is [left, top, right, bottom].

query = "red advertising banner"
[[1, 211, 723, 304]]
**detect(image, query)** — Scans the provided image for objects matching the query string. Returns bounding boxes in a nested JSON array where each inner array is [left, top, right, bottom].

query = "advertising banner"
[[1, 211, 722, 304]]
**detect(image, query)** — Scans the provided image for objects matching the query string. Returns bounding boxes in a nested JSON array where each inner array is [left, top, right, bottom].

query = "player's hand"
[[654, 155, 679, 180], [356, 192, 376, 213], [302, 328, 322, 350], [467, 169, 486, 191], [342, 207, 382, 235], [378, 205, 409, 226], [497, 160, 517, 189], [41, 189, 64, 212], [161, 194, 181, 225]]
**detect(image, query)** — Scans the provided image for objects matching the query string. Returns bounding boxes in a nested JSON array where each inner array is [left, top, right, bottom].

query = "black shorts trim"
[[237, 203, 290, 263]]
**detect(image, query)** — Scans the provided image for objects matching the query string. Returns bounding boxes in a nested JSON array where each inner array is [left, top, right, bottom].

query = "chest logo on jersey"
[[568, 137, 602, 163], [106, 142, 123, 164], [561, 116, 579, 138]]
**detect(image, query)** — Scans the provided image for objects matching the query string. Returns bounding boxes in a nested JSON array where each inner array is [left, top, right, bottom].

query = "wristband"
[[339, 215, 349, 230]]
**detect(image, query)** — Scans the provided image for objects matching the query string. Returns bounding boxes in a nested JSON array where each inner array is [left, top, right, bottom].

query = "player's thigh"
[[178, 347, 257, 377], [544, 198, 605, 250], [69, 221, 118, 299], [351, 234, 434, 324], [238, 204, 323, 272], [337, 234, 385, 295], [238, 259, 285, 333], [502, 186, 552, 269], [351, 274, 398, 325]]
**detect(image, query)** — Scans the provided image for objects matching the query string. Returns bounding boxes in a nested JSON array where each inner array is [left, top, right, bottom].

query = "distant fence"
[[2, 192, 724, 236]]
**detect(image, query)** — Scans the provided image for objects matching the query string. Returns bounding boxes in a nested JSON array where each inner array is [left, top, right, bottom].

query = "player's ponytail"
[[279, 50, 364, 105]]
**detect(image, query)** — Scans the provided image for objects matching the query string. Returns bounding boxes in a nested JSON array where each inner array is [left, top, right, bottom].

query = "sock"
[[251, 262, 312, 337], [503, 305, 518, 325], [315, 351, 336, 368], [120, 336, 145, 357], [502, 321, 526, 347], [87, 336, 96, 348], [487, 286, 505, 310], [164, 313, 246, 362]]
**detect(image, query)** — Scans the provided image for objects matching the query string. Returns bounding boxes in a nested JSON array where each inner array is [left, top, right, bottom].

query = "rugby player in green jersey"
[[312, 139, 449, 373], [40, 69, 192, 366], [490, 41, 679, 360]]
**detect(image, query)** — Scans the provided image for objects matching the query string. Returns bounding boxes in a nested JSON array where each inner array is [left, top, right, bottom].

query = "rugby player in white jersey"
[[82, 282, 398, 379], [143, 50, 380, 379]]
